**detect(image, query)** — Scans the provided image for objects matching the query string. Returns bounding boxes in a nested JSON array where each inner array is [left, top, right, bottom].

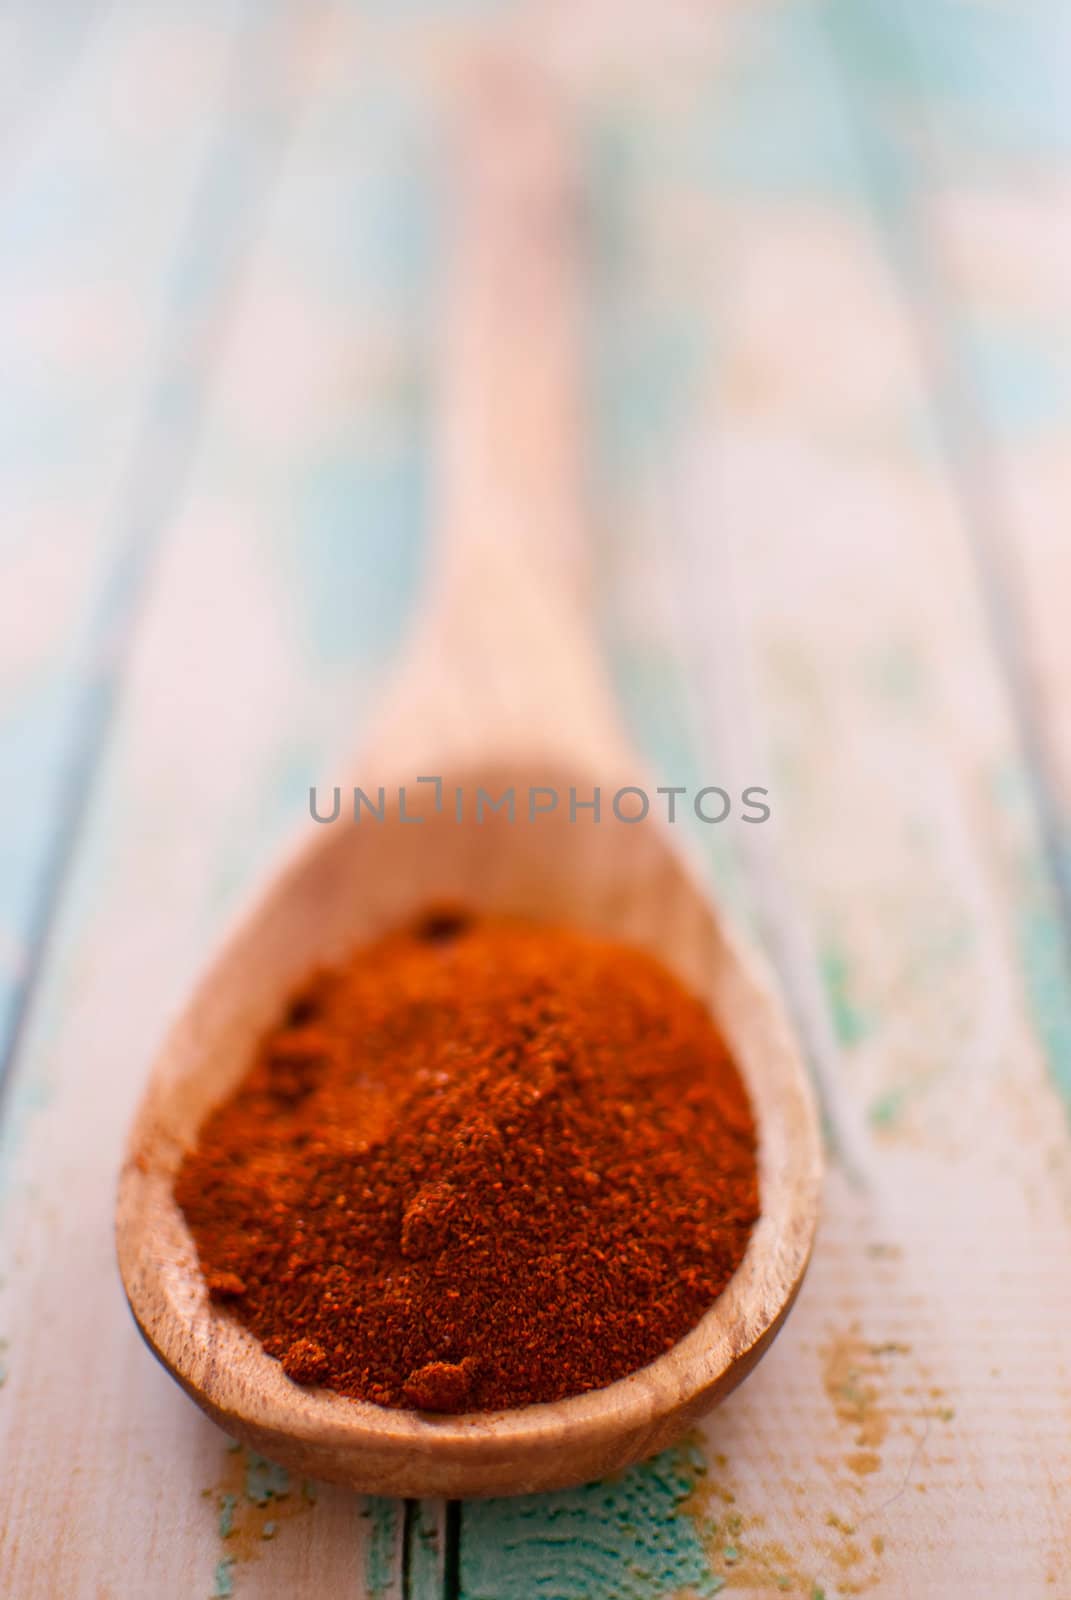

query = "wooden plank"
[[0, 6, 437, 1594], [0, 0, 273, 1074], [822, 0, 1071, 1017], [455, 5, 1071, 1595]]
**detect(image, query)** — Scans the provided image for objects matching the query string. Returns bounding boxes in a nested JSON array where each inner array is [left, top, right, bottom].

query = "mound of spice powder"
[[175, 910, 760, 1412]]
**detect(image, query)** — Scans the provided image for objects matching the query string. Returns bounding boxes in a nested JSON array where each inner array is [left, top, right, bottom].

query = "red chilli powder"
[[175, 910, 760, 1412]]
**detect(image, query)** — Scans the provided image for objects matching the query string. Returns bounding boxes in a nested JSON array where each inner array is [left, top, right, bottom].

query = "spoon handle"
[[369, 64, 629, 776], [436, 61, 590, 619]]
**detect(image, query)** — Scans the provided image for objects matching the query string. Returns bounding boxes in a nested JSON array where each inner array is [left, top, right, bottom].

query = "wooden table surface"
[[2, 3, 1069, 1596]]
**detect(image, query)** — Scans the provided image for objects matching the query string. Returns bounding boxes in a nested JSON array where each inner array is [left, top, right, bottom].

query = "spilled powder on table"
[[681, 1448, 822, 1595], [821, 1329, 896, 1454]]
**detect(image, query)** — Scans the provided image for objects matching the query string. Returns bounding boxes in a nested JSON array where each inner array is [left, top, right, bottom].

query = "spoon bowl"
[[117, 756, 820, 1495]]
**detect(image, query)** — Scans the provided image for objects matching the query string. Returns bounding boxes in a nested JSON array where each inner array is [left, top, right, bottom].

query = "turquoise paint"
[[994, 764, 1071, 1109], [286, 444, 427, 669], [588, 109, 712, 477], [1018, 897, 1071, 1107], [362, 1499, 400, 1598], [0, 672, 93, 1074], [607, 639, 750, 928], [586, 112, 639, 271], [0, 1076, 51, 1203], [824, 0, 1071, 166], [212, 1557, 235, 1598], [460, 1443, 723, 1600], [407, 1501, 443, 1600], [697, 4, 861, 199], [218, 1493, 237, 1538], [596, 313, 706, 472], [964, 326, 1068, 436], [821, 946, 871, 1048], [267, 79, 435, 706], [607, 645, 705, 793], [277, 87, 436, 310], [868, 1085, 909, 1132], [243, 1451, 290, 1506], [265, 741, 335, 825], [200, 737, 346, 931], [992, 760, 1032, 816]]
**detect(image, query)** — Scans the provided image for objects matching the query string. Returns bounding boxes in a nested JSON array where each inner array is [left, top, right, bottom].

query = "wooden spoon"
[[116, 72, 822, 1499]]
